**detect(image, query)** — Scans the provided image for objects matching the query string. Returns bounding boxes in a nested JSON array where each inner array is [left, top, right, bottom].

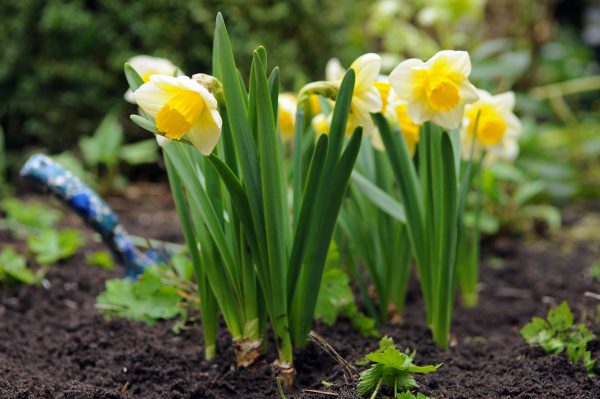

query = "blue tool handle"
[[20, 154, 149, 278]]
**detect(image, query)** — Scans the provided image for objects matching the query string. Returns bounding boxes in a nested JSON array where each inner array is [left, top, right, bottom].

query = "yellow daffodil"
[[278, 93, 297, 142], [346, 54, 384, 136], [461, 89, 522, 161], [125, 55, 180, 103], [323, 54, 383, 137], [311, 113, 331, 136], [133, 75, 222, 155], [389, 50, 478, 130]]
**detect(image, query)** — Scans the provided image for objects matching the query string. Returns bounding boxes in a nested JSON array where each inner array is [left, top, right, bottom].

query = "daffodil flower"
[[311, 113, 331, 136], [133, 75, 222, 155], [345, 53, 384, 136], [124, 55, 180, 103], [278, 93, 297, 142], [461, 89, 522, 162], [389, 50, 478, 130]]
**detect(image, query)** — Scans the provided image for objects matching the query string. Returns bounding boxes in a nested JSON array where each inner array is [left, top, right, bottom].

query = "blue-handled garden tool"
[[20, 154, 171, 279]]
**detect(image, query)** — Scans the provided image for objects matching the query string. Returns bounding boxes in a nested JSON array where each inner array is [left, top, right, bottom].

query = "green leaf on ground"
[[27, 229, 85, 264], [2, 198, 61, 231], [520, 301, 596, 376], [0, 246, 39, 285], [85, 250, 115, 270], [96, 266, 184, 325], [357, 336, 441, 398]]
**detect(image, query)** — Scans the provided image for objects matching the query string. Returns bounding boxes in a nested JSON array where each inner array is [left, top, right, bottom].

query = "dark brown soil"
[[1, 186, 600, 398]]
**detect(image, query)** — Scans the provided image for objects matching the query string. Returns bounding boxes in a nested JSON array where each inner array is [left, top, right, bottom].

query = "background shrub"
[[0, 0, 369, 151]]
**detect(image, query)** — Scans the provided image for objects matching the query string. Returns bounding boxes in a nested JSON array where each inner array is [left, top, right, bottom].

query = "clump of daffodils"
[[389, 50, 478, 129], [461, 89, 522, 162], [132, 74, 222, 155]]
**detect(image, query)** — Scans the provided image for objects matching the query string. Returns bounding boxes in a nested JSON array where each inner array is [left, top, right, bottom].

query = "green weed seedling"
[[1, 197, 61, 237], [0, 246, 39, 285], [521, 301, 596, 376], [27, 229, 85, 265], [85, 250, 116, 270], [96, 265, 186, 326], [357, 336, 440, 399]]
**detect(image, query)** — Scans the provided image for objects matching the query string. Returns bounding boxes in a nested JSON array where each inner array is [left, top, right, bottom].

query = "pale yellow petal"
[[132, 80, 176, 117], [325, 58, 345, 82], [430, 50, 472, 76], [350, 53, 381, 93], [431, 105, 465, 130], [389, 59, 423, 102], [187, 109, 222, 155]]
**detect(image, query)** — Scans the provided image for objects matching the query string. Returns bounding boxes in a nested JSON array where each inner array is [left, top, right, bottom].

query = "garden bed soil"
[[2, 185, 600, 398]]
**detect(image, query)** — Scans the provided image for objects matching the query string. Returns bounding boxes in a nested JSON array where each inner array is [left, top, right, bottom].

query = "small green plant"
[[357, 336, 441, 399], [1, 197, 61, 236], [520, 301, 596, 376], [27, 229, 85, 264], [85, 250, 116, 270], [315, 245, 379, 338], [53, 111, 159, 193], [96, 265, 186, 326], [0, 246, 39, 285]]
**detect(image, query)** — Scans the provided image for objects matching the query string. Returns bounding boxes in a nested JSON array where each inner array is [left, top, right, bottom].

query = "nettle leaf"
[[85, 250, 115, 270], [0, 246, 38, 285], [358, 337, 441, 397], [520, 301, 597, 376], [27, 229, 85, 264], [96, 266, 184, 325], [547, 301, 573, 331], [520, 317, 549, 344], [2, 198, 61, 231], [314, 267, 353, 325]]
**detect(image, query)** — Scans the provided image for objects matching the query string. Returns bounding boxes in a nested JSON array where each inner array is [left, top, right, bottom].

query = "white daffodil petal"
[[494, 91, 516, 111], [350, 53, 381, 93], [359, 87, 384, 113], [389, 59, 423, 101], [431, 105, 465, 130], [458, 81, 479, 105], [155, 135, 172, 147], [326, 58, 345, 82], [406, 100, 435, 124], [432, 50, 472, 76], [133, 80, 176, 117], [187, 110, 222, 155]]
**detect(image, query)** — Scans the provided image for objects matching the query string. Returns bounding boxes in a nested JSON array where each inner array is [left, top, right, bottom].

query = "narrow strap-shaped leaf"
[[287, 134, 328, 300], [269, 67, 280, 126], [207, 154, 259, 260], [350, 171, 406, 223], [292, 109, 305, 225], [290, 127, 363, 344], [252, 51, 288, 298]]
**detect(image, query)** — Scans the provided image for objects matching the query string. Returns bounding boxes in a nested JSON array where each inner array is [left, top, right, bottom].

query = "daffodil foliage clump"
[[123, 9, 526, 384], [126, 14, 362, 384], [358, 337, 440, 399]]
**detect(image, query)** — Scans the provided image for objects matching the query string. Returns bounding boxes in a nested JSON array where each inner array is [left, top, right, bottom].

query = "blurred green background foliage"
[[0, 0, 369, 151], [0, 0, 598, 207]]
